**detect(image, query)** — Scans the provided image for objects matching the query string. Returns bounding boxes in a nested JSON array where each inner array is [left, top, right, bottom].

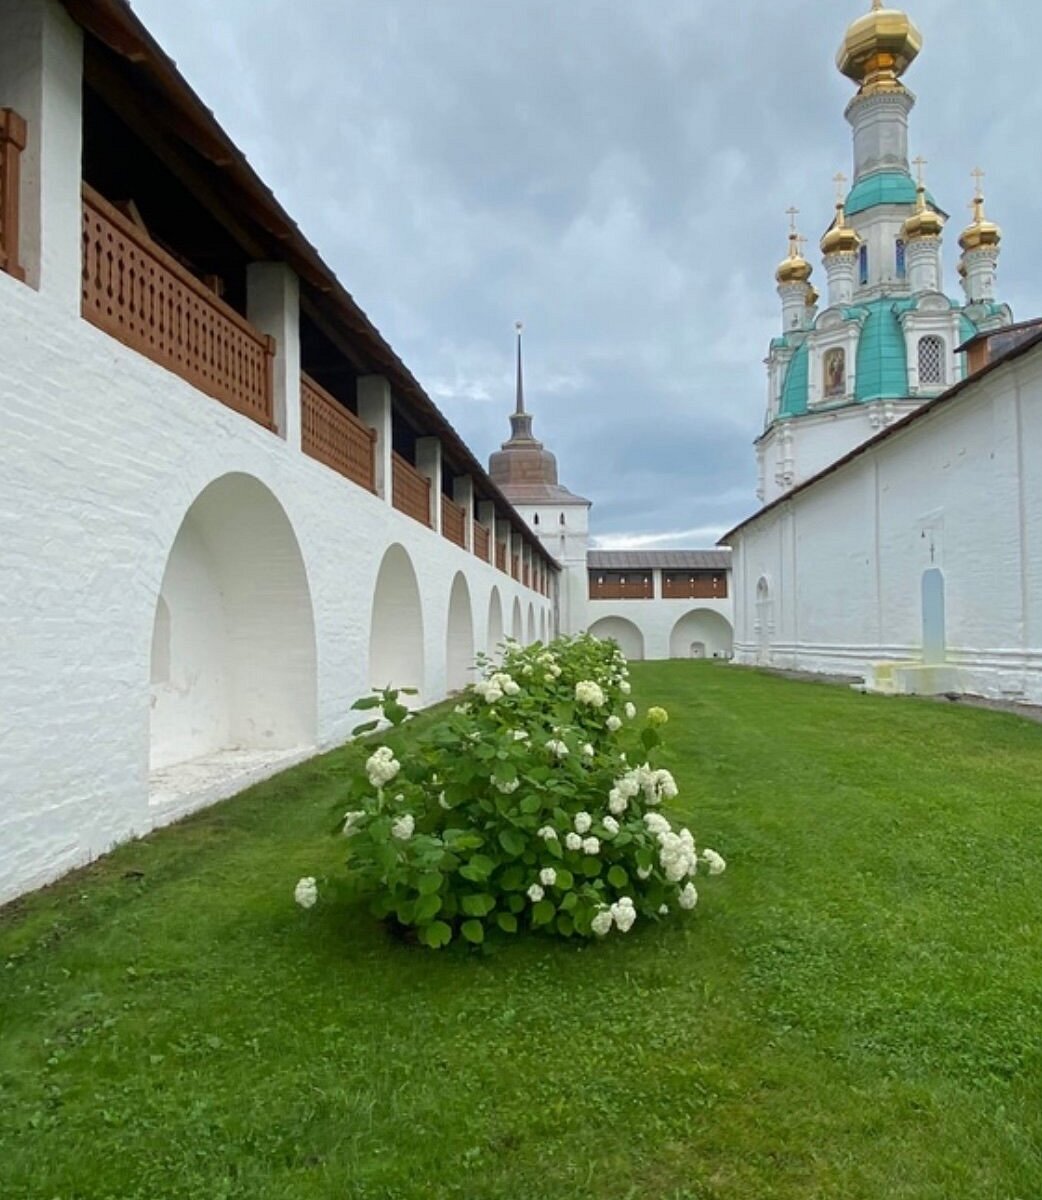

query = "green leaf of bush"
[[421, 921, 452, 948], [496, 913, 518, 934], [500, 866, 525, 891], [350, 719, 380, 736], [459, 854, 494, 881], [581, 857, 602, 878], [461, 919, 485, 944], [498, 829, 526, 857], [607, 865, 629, 888], [417, 872, 443, 895], [462, 893, 495, 917], [531, 900, 556, 927], [554, 868, 574, 890], [415, 894, 442, 923]]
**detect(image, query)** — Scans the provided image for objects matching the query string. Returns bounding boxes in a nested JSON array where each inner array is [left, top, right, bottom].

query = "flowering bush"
[[321, 633, 725, 948]]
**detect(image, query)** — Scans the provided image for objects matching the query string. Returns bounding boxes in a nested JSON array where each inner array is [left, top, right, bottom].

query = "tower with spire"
[[488, 323, 591, 634], [757, 0, 1013, 504]]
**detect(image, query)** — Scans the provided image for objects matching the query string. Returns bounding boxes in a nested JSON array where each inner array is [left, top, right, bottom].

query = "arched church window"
[[858, 243, 869, 286], [533, 513, 539, 526], [918, 335, 944, 385], [823, 347, 846, 398], [896, 238, 906, 279], [559, 513, 565, 526]]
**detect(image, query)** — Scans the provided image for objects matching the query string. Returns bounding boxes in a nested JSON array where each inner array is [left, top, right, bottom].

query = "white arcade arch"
[[446, 572, 475, 692], [588, 615, 645, 662], [149, 473, 317, 773], [487, 586, 505, 659], [511, 596, 524, 643], [526, 603, 536, 645], [370, 543, 425, 700], [669, 608, 734, 659]]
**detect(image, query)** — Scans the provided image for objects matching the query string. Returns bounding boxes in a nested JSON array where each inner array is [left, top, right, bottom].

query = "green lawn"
[[2, 663, 1041, 1199]]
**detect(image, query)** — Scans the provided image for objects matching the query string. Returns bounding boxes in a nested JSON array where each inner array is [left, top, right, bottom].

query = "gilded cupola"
[[959, 174, 1002, 253], [837, 0, 922, 94]]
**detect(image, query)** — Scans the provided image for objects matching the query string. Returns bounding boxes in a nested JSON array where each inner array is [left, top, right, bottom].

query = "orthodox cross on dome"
[[871, 0, 884, 10], [912, 155, 928, 185], [833, 172, 848, 202], [786, 205, 800, 234], [514, 320, 525, 416], [971, 166, 986, 199]]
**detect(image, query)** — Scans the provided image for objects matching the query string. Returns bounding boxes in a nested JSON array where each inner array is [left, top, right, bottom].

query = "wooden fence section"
[[301, 373, 376, 492], [392, 451, 432, 527], [511, 555, 520, 581], [81, 185, 274, 430], [588, 578, 655, 601], [473, 522, 490, 561], [495, 542, 506, 572], [441, 495, 466, 548], [0, 109, 27, 281], [662, 573, 728, 600]]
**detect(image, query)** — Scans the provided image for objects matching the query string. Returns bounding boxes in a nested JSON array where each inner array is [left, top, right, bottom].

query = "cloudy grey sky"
[[131, 0, 1042, 546]]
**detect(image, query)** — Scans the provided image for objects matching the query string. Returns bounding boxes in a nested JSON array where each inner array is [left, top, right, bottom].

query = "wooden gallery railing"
[[300, 374, 376, 492], [588, 579, 655, 601], [473, 522, 490, 562], [81, 185, 274, 430], [511, 555, 520, 581], [391, 451, 432, 527], [441, 495, 466, 549], [495, 541, 507, 572], [0, 109, 27, 281]]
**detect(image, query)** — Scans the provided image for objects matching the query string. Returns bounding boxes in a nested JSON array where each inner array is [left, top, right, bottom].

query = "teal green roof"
[[778, 340, 810, 416], [959, 313, 978, 345], [846, 171, 943, 218], [850, 299, 914, 402]]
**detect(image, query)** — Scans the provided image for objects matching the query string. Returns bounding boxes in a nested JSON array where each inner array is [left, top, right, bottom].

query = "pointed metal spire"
[[514, 320, 525, 415]]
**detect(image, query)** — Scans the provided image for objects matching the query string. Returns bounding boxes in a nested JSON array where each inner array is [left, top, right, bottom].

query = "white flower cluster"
[[491, 775, 520, 795], [565, 832, 582, 851], [658, 827, 698, 882], [602, 815, 619, 837], [624, 702, 637, 720], [605, 715, 622, 733], [582, 837, 600, 856], [536, 651, 563, 679], [391, 813, 415, 841], [574, 812, 592, 834], [581, 743, 595, 758], [527, 883, 545, 902], [679, 882, 698, 910], [294, 876, 317, 909], [702, 848, 727, 876], [512, 729, 530, 742], [607, 763, 677, 815], [619, 680, 632, 695], [342, 809, 365, 836], [539, 867, 557, 887], [574, 680, 606, 708], [366, 746, 401, 789], [538, 825, 558, 841], [591, 896, 637, 936], [474, 671, 521, 704], [545, 738, 569, 759]]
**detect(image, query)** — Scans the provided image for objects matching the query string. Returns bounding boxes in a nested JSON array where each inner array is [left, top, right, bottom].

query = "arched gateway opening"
[[487, 587, 505, 659], [669, 609, 733, 660], [370, 544, 425, 701], [446, 572, 475, 692], [588, 616, 645, 662], [149, 473, 317, 775]]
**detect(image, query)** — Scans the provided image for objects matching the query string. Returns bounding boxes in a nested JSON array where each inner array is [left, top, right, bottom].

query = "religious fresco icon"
[[824, 347, 845, 397]]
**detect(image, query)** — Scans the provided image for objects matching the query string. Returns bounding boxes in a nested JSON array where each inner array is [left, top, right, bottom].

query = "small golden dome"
[[838, 1, 923, 93], [821, 202, 861, 256], [902, 184, 944, 240], [959, 193, 1001, 253], [776, 244, 813, 285], [805, 284, 820, 308]]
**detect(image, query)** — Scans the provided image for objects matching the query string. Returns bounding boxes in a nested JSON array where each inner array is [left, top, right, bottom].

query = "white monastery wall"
[[0, 270, 552, 903], [731, 346, 1042, 702], [586, 597, 733, 662]]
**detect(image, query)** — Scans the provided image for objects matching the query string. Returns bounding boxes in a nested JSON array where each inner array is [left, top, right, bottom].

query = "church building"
[[724, 2, 1042, 706]]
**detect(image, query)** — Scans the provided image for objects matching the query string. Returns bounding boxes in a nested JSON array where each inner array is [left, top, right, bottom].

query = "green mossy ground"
[[2, 662, 1041, 1199]]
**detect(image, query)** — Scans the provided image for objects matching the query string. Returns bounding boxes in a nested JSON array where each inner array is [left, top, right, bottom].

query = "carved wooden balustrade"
[[473, 522, 490, 561], [81, 185, 274, 429], [300, 373, 376, 492], [441, 495, 466, 548], [0, 109, 27, 281], [391, 451, 432, 527], [495, 542, 506, 572], [588, 578, 655, 601], [511, 554, 520, 581]]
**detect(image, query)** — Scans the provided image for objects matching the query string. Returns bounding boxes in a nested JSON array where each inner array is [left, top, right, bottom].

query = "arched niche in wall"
[[668, 608, 734, 660], [511, 596, 524, 644], [487, 586, 505, 660], [539, 609, 547, 643], [587, 616, 645, 662], [445, 572, 475, 693], [526, 603, 536, 645], [149, 472, 318, 774], [369, 543, 425, 702]]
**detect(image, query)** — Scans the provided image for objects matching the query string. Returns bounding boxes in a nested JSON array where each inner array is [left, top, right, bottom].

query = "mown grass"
[[2, 663, 1041, 1199]]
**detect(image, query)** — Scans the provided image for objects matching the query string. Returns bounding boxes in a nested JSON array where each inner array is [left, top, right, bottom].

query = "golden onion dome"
[[821, 202, 861, 256], [805, 284, 820, 308], [902, 184, 944, 240], [776, 225, 813, 285], [959, 193, 1002, 252], [838, 1, 923, 93]]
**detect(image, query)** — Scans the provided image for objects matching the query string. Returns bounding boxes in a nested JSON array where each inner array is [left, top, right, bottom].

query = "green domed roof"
[[846, 171, 943, 218], [778, 340, 810, 416], [847, 298, 914, 402]]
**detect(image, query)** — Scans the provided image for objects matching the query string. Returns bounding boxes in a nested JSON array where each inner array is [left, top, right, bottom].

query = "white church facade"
[[725, 2, 1042, 707]]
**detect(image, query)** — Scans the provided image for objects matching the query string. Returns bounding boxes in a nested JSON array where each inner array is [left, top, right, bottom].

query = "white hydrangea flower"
[[537, 825, 558, 841], [489, 672, 521, 697], [610, 897, 636, 933], [624, 702, 637, 720], [644, 812, 671, 836], [438, 792, 451, 810], [581, 743, 595, 758], [453, 703, 471, 715], [473, 679, 503, 704], [608, 789, 628, 816], [658, 904, 669, 916], [602, 815, 620, 836], [575, 680, 606, 708], [582, 836, 601, 856], [619, 680, 632, 695], [365, 746, 401, 789], [605, 715, 622, 733], [591, 908, 614, 936], [342, 810, 365, 835], [294, 876, 317, 909], [527, 883, 545, 903], [637, 866, 652, 881], [702, 848, 727, 876], [391, 813, 415, 841], [545, 739, 569, 759], [647, 706, 669, 726], [658, 828, 697, 881], [539, 867, 557, 887], [492, 775, 520, 795], [549, 664, 562, 679], [679, 882, 698, 910], [512, 729, 530, 742], [573, 812, 593, 835], [565, 832, 583, 851], [616, 773, 641, 801], [521, 664, 534, 677]]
